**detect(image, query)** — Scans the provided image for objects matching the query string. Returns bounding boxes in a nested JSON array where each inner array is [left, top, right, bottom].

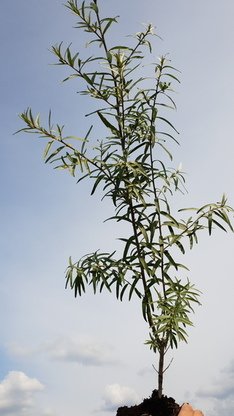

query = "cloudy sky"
[[1, 0, 234, 415]]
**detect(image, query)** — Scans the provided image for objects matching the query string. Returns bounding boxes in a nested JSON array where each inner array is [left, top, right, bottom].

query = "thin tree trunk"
[[158, 345, 165, 398]]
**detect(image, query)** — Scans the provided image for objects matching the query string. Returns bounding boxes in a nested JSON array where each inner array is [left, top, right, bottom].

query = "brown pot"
[[178, 403, 204, 416]]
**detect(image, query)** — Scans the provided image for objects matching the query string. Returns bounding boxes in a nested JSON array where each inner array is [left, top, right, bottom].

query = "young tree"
[[18, 0, 233, 398]]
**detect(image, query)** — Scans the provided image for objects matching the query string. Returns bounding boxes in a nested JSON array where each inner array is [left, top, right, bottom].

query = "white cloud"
[[197, 360, 234, 400], [196, 360, 234, 416], [197, 382, 234, 400], [8, 337, 118, 368], [209, 398, 234, 416], [45, 337, 118, 367], [0, 371, 44, 415], [102, 383, 139, 412], [137, 366, 152, 377], [40, 409, 57, 416], [7, 344, 36, 358]]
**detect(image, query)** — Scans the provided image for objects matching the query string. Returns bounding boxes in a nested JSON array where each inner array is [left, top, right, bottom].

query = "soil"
[[116, 390, 181, 416]]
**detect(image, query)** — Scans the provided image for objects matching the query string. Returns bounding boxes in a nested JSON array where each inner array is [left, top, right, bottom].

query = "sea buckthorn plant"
[[18, 0, 233, 398]]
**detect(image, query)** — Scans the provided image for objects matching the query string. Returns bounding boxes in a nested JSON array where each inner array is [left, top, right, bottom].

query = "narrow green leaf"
[[212, 219, 227, 232], [164, 250, 178, 269], [43, 141, 53, 159], [139, 257, 150, 275], [175, 240, 185, 254], [97, 112, 119, 136], [120, 283, 128, 301], [91, 175, 104, 195], [45, 146, 65, 163], [157, 116, 179, 133], [208, 212, 212, 235], [109, 45, 133, 51], [128, 276, 140, 300]]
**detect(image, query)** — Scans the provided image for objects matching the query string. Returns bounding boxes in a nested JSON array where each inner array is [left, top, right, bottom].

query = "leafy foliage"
[[18, 0, 233, 397]]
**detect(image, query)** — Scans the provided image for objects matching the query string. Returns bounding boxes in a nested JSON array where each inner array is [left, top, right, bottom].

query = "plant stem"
[[158, 344, 165, 398]]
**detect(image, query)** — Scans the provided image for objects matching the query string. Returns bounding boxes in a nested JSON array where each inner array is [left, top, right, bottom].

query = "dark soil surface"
[[116, 390, 181, 416]]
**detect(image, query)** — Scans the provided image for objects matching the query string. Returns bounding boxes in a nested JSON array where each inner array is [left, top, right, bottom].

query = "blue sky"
[[1, 1, 234, 415]]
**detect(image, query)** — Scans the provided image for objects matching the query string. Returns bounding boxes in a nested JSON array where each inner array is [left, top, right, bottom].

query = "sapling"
[[18, 0, 233, 398]]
